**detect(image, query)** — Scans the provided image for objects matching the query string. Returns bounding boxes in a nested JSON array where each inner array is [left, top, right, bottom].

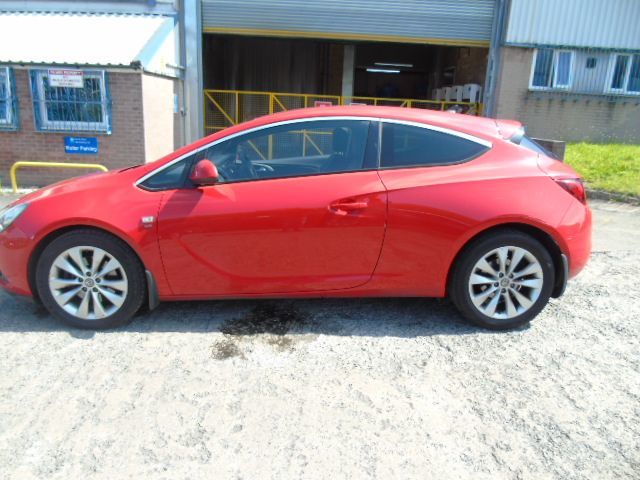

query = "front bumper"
[[0, 225, 35, 297]]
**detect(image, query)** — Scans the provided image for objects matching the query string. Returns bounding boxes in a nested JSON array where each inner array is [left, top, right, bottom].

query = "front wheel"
[[36, 230, 146, 329], [449, 230, 555, 330]]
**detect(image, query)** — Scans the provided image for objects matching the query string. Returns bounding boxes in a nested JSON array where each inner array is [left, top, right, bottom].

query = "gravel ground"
[[0, 196, 638, 479]]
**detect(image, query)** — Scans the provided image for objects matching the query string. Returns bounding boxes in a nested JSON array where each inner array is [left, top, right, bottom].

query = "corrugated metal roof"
[[506, 0, 640, 51], [0, 12, 172, 67], [202, 0, 495, 46]]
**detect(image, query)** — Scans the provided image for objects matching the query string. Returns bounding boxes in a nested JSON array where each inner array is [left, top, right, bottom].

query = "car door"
[[154, 118, 387, 296]]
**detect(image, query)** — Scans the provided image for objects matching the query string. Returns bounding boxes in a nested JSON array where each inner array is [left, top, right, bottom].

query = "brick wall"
[[0, 69, 146, 187], [454, 47, 488, 86], [494, 47, 640, 143]]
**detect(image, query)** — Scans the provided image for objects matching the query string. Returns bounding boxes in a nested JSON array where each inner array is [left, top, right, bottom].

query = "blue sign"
[[64, 137, 99, 155]]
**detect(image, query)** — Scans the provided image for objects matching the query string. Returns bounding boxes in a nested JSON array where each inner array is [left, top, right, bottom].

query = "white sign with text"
[[48, 69, 84, 88]]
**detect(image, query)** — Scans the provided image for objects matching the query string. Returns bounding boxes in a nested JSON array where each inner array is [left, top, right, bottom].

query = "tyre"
[[449, 230, 555, 330], [36, 229, 146, 329]]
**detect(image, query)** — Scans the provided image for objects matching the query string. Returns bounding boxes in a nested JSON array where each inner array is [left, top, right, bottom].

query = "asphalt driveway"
[[0, 194, 638, 479]]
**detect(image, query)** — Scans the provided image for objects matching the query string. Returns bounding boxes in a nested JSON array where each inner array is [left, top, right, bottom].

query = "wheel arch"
[[27, 225, 153, 305], [446, 222, 567, 299]]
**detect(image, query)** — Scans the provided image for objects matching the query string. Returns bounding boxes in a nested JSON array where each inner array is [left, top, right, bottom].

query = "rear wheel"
[[449, 230, 555, 330], [36, 230, 145, 329]]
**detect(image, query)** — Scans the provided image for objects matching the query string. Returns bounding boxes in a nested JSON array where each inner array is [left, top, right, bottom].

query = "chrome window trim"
[[135, 115, 493, 187]]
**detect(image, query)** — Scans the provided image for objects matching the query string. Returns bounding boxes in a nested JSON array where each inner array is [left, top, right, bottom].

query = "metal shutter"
[[202, 0, 495, 47]]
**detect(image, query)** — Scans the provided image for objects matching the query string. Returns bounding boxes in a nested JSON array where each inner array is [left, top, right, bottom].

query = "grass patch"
[[565, 143, 640, 197]]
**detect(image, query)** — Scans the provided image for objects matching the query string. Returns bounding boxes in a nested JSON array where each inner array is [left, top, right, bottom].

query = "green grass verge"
[[564, 143, 640, 197]]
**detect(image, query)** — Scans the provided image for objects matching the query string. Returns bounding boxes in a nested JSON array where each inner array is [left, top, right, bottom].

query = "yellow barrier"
[[10, 161, 108, 193], [342, 96, 483, 115], [204, 89, 483, 135]]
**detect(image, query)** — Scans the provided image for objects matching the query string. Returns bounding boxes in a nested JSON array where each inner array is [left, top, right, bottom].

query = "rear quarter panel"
[[371, 143, 574, 296]]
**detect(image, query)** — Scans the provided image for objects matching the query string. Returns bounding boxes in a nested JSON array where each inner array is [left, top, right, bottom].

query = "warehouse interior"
[[202, 35, 488, 101]]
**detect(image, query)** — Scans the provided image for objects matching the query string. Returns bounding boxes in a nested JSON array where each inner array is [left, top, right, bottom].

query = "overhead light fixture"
[[366, 68, 400, 74], [374, 62, 413, 68]]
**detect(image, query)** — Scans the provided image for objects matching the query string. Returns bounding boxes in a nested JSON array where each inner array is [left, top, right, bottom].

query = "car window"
[[139, 158, 190, 191], [203, 119, 371, 183], [381, 123, 489, 168]]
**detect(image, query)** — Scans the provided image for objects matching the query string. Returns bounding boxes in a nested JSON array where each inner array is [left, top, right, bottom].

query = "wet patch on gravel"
[[265, 335, 295, 352], [211, 303, 313, 358], [220, 303, 311, 336], [210, 338, 245, 360]]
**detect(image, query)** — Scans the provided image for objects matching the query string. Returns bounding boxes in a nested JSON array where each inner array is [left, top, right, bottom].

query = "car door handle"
[[329, 200, 369, 215]]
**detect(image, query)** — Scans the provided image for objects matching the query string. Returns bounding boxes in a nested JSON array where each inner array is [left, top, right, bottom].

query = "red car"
[[0, 106, 591, 330]]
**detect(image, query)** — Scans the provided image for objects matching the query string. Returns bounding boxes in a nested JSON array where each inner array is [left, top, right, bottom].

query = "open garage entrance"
[[353, 42, 487, 106], [197, 0, 496, 137], [202, 35, 488, 135]]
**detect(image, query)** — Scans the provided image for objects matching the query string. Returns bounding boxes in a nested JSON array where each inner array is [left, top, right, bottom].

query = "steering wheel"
[[253, 163, 275, 175], [216, 146, 257, 181]]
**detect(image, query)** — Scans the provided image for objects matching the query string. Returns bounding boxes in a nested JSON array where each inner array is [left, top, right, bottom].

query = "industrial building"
[[494, 0, 640, 143], [0, 0, 638, 185]]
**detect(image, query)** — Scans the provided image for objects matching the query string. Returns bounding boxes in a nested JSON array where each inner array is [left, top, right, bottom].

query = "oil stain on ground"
[[220, 303, 311, 336], [211, 303, 312, 359], [211, 338, 245, 360]]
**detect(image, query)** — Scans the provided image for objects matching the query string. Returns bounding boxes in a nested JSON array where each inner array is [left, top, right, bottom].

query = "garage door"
[[202, 0, 495, 47]]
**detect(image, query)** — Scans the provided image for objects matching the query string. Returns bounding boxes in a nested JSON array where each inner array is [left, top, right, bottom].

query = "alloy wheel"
[[48, 246, 128, 320], [467, 245, 544, 320]]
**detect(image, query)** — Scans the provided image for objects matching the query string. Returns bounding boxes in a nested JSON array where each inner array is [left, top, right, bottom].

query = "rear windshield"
[[517, 136, 557, 159]]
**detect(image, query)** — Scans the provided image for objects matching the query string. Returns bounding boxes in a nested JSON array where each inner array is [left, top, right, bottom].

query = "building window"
[[530, 49, 574, 90], [0, 67, 18, 130], [606, 54, 640, 95], [30, 69, 112, 133]]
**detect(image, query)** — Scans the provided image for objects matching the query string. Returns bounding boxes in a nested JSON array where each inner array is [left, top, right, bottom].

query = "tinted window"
[[139, 159, 190, 191], [204, 119, 371, 183], [381, 123, 488, 168]]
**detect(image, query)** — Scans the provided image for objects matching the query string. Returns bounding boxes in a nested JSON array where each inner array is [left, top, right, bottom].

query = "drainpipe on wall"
[[174, 0, 185, 147], [482, 0, 509, 117], [182, 0, 203, 142]]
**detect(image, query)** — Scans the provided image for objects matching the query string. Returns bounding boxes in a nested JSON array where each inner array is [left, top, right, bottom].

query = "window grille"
[[0, 67, 19, 130], [30, 69, 112, 133]]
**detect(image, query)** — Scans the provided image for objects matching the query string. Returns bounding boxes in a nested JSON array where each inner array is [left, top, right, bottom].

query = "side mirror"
[[190, 159, 219, 186]]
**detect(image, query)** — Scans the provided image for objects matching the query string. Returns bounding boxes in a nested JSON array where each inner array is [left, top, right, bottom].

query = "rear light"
[[554, 178, 587, 204]]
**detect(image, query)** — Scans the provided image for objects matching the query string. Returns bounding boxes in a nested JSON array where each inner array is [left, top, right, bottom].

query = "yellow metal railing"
[[204, 89, 483, 135], [10, 161, 108, 193], [342, 96, 483, 115]]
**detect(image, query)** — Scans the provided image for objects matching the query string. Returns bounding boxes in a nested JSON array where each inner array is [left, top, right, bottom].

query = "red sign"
[[313, 101, 333, 107]]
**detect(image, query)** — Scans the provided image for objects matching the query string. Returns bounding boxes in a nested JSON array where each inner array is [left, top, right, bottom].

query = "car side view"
[[0, 106, 591, 330]]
